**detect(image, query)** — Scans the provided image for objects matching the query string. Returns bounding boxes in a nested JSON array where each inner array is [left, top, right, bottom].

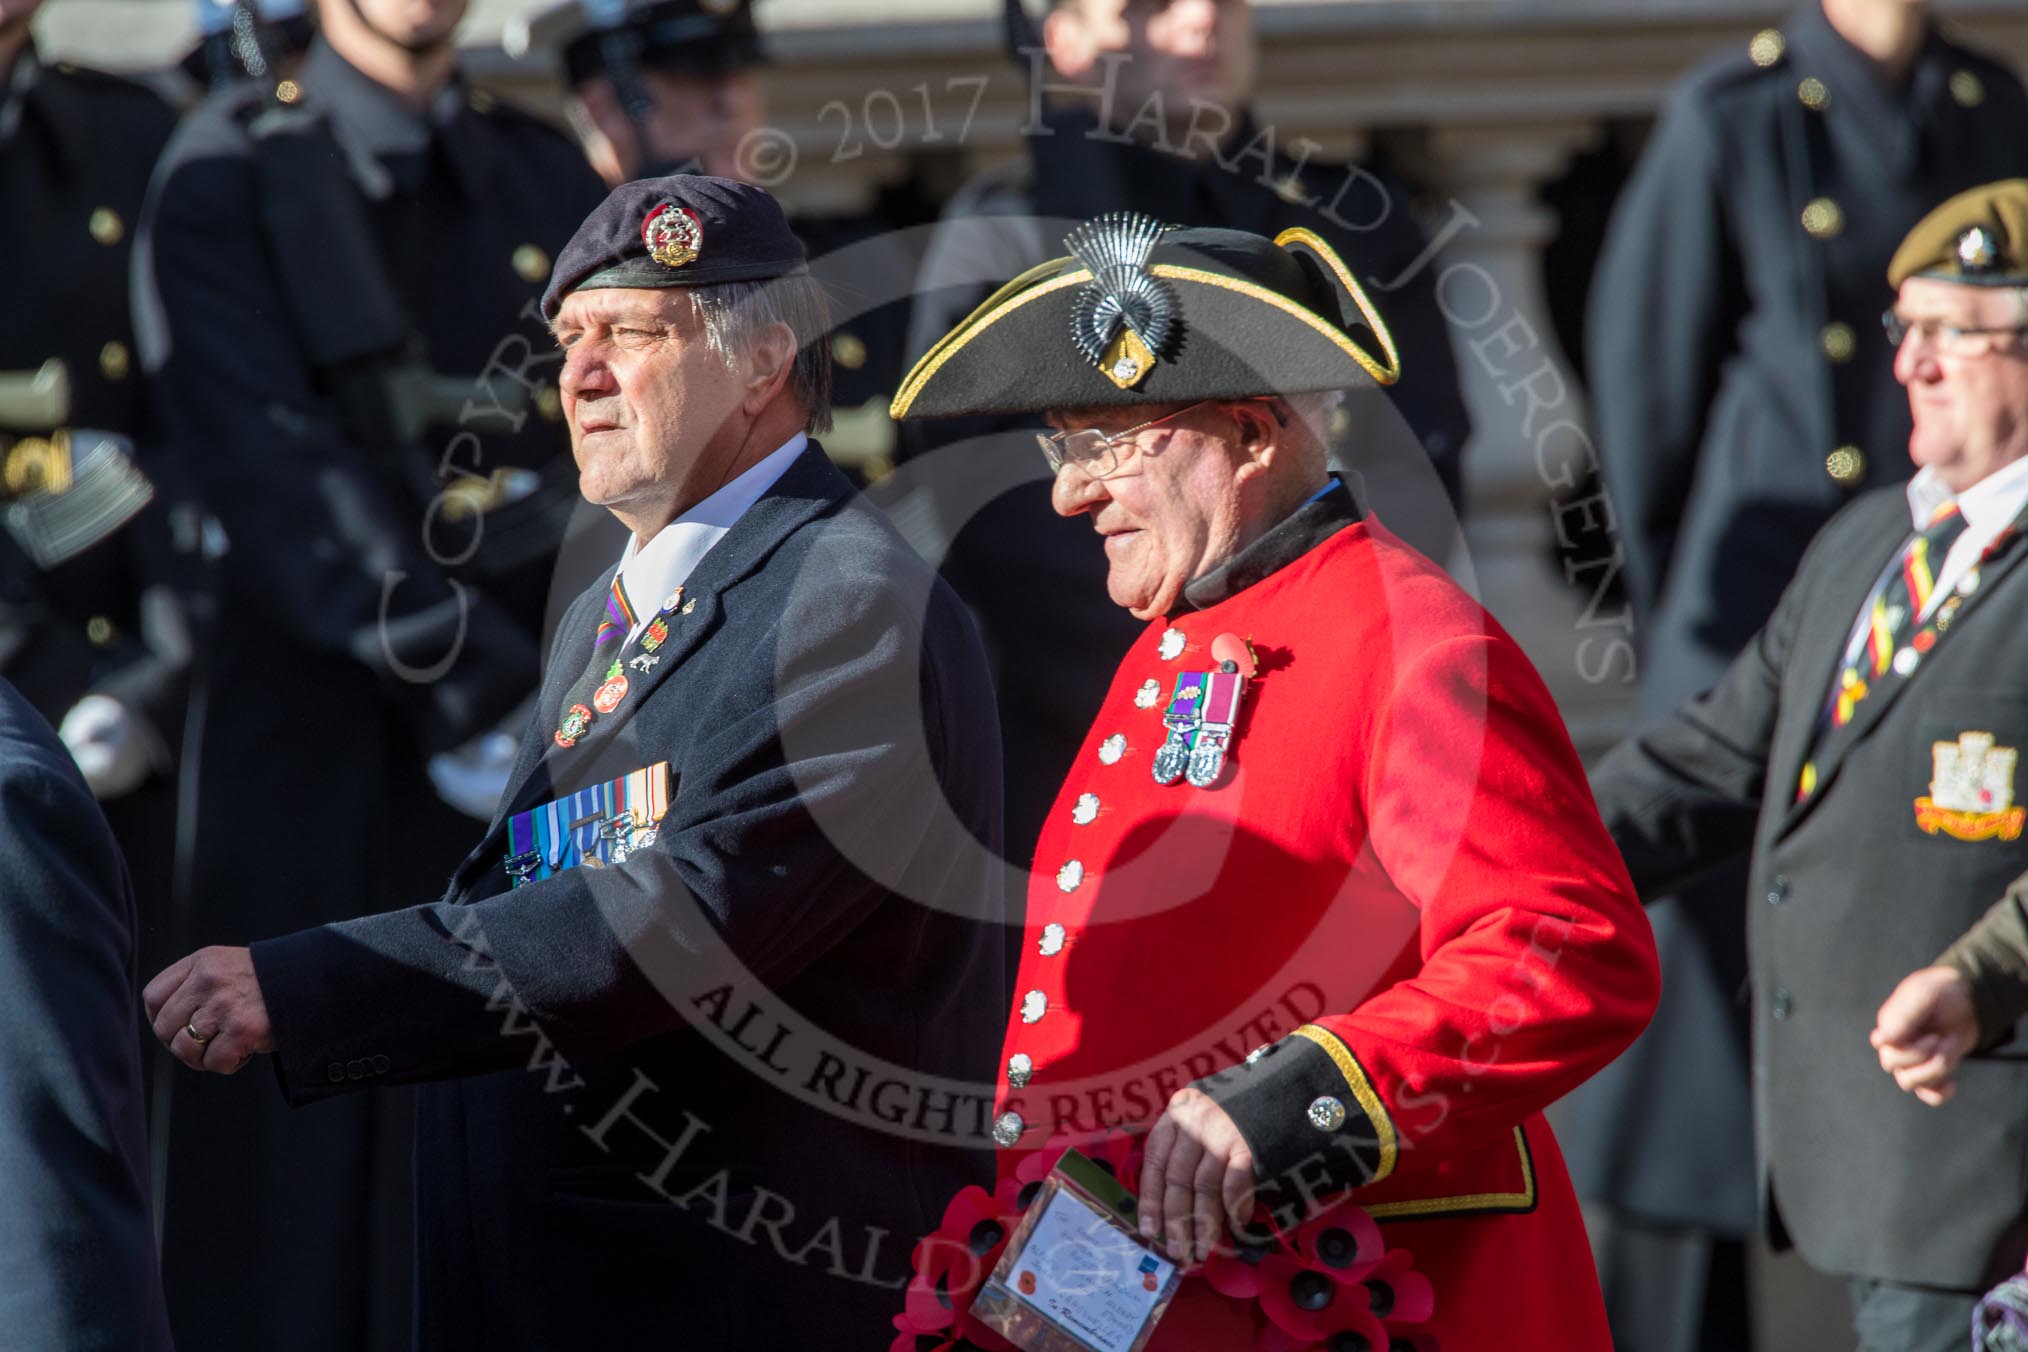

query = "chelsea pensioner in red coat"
[[890, 215, 1661, 1349]]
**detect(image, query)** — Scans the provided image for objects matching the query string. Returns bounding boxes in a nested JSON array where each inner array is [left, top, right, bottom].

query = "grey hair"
[[686, 274, 835, 435], [1279, 389, 1345, 445]]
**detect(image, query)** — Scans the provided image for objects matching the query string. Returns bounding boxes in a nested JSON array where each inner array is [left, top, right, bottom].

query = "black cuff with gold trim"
[[1195, 1024, 1398, 1206]]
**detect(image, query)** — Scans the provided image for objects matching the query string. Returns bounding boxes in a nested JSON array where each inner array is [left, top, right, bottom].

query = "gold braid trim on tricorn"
[[890, 231, 1404, 418], [890, 267, 1090, 418], [1272, 226, 1402, 387], [1154, 261, 1400, 389]]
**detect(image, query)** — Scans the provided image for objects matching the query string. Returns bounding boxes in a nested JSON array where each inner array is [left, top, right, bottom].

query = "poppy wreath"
[[892, 1132, 1442, 1352], [1203, 1205, 1441, 1352], [892, 1185, 1018, 1352]]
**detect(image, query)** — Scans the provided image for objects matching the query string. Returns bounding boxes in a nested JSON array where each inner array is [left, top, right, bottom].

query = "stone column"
[[1421, 120, 1634, 758]]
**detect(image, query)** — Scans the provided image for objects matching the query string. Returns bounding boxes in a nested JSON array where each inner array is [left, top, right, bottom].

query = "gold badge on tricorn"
[[1100, 329, 1156, 390]]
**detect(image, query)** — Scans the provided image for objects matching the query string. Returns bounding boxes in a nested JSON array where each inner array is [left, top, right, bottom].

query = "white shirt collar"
[[614, 433, 808, 634], [1906, 455, 2028, 536]]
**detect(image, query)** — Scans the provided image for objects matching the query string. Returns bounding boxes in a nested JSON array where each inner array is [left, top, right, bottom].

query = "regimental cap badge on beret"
[[1888, 178, 2028, 288], [541, 175, 805, 319], [643, 200, 702, 269], [1957, 225, 2000, 274], [1064, 213, 1179, 390]]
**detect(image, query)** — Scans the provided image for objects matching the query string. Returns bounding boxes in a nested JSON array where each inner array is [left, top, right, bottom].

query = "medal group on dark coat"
[[10, 0, 2028, 1350]]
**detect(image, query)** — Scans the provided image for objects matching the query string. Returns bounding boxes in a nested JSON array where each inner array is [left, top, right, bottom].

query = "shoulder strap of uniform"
[[235, 93, 413, 371]]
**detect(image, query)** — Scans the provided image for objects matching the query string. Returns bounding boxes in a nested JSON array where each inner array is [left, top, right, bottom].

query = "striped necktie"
[[1797, 501, 1968, 800], [593, 572, 636, 651]]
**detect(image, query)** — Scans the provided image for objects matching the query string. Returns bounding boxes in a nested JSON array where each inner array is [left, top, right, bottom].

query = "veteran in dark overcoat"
[[144, 176, 1007, 1350]]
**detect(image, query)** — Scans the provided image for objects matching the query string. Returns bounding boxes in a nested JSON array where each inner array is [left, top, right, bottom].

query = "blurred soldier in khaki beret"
[[1570, 9, 2028, 1343], [1593, 178, 2028, 1352]]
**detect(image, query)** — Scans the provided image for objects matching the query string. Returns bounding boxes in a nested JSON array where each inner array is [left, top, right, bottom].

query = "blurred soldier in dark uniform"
[[900, 0, 1471, 865], [0, 0, 191, 972], [132, 0, 605, 1342], [1568, 4, 2028, 1348], [162, 0, 316, 109], [525, 0, 918, 481]]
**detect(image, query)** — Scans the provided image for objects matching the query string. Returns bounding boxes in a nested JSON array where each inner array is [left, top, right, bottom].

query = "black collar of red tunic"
[[1182, 475, 1361, 611]]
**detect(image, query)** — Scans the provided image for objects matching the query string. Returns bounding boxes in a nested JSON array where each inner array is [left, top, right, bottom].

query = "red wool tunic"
[[992, 510, 1659, 1350]]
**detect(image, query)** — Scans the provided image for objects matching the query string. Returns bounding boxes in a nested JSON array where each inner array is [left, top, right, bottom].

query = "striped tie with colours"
[[593, 573, 636, 650], [1797, 501, 1968, 801]]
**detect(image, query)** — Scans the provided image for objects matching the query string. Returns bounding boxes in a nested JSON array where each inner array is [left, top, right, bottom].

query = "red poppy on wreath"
[[888, 1320, 997, 1352], [891, 1186, 1015, 1352], [1204, 1203, 1440, 1352]]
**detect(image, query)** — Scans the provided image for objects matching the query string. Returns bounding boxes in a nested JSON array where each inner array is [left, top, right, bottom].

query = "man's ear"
[[1042, 4, 1097, 80], [1228, 399, 1282, 466], [742, 321, 799, 414]]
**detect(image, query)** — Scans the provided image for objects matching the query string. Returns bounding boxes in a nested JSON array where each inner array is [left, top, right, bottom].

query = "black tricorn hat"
[[891, 215, 1400, 419]]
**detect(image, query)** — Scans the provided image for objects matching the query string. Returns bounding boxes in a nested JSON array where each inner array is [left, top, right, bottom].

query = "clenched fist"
[[144, 946, 274, 1074]]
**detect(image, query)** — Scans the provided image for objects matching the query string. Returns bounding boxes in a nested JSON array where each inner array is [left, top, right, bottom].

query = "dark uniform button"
[[1766, 875, 1789, 905], [371, 1054, 391, 1074], [1771, 989, 1793, 1021], [327, 1062, 346, 1083]]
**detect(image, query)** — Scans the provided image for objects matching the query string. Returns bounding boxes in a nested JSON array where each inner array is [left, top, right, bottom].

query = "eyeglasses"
[[1881, 309, 2028, 356], [1036, 400, 1216, 480]]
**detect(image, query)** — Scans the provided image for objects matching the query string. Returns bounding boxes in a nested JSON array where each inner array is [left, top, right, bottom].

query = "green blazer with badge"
[[1592, 476, 2028, 1288]]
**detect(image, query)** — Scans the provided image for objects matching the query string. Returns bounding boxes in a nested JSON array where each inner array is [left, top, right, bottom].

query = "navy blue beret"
[[540, 174, 807, 319]]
